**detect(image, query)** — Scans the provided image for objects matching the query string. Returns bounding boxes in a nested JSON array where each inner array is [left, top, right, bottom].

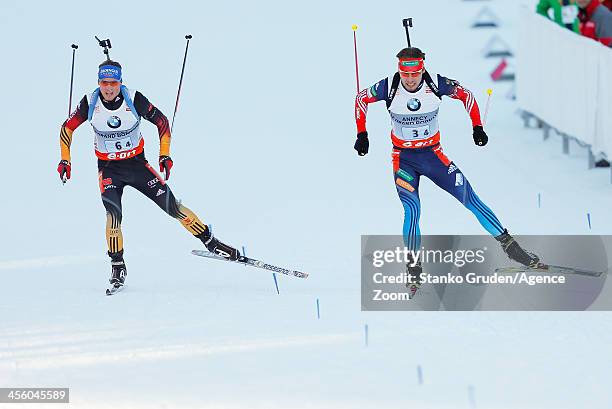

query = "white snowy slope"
[[1, 0, 612, 408]]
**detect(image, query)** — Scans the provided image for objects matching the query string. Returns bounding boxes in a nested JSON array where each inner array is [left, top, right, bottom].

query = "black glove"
[[473, 126, 488, 146], [159, 155, 174, 181], [354, 131, 369, 156]]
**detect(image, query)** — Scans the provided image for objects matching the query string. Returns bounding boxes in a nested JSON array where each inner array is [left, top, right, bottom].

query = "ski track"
[[0, 255, 103, 271], [0, 333, 358, 370]]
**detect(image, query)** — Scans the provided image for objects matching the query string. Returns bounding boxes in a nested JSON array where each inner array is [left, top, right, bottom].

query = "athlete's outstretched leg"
[[131, 162, 240, 260], [425, 147, 539, 267], [438, 168, 505, 236], [426, 146, 504, 236], [461, 182, 505, 236], [173, 203, 240, 260]]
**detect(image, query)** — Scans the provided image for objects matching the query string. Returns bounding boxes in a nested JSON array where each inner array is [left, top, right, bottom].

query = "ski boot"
[[406, 260, 423, 300], [108, 250, 127, 289], [495, 229, 541, 268], [196, 228, 240, 261]]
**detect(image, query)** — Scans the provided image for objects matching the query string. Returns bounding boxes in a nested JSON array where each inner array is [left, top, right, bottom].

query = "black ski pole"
[[402, 18, 413, 47], [68, 44, 78, 116], [171, 34, 193, 133]]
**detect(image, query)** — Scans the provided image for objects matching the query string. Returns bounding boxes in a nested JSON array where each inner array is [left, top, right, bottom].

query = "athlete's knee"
[[102, 198, 122, 224], [399, 190, 420, 212], [460, 180, 477, 206]]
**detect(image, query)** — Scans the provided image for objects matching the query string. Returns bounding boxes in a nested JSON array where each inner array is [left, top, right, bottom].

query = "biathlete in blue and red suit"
[[57, 59, 240, 290], [353, 47, 539, 295]]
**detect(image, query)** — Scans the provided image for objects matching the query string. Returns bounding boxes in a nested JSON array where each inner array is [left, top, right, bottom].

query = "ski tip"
[[106, 285, 124, 296]]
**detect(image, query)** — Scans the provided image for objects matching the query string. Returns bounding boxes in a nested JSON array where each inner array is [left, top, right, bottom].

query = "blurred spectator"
[[602, 0, 612, 11], [537, 0, 580, 32], [577, 0, 612, 46], [595, 156, 610, 167]]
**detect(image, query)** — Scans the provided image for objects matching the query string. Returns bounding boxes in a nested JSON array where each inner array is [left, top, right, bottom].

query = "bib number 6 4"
[[115, 140, 132, 150], [104, 136, 133, 153]]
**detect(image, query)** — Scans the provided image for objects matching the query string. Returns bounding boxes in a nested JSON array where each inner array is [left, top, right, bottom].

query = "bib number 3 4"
[[402, 125, 430, 139]]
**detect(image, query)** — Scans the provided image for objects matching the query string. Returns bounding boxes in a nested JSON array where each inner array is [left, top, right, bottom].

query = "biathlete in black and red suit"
[[58, 59, 240, 289]]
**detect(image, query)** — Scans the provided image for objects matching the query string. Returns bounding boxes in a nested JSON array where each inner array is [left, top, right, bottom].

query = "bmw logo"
[[107, 116, 121, 129], [407, 98, 421, 112]]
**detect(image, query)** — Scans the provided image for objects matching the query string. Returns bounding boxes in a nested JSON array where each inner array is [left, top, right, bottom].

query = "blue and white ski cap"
[[98, 64, 122, 81]]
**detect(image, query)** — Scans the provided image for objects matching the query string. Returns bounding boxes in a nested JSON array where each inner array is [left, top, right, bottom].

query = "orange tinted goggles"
[[99, 80, 120, 87], [399, 70, 423, 78]]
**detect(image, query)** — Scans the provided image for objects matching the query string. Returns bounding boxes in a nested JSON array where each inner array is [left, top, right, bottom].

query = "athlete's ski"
[[495, 264, 606, 278], [191, 250, 308, 279], [105, 285, 125, 296]]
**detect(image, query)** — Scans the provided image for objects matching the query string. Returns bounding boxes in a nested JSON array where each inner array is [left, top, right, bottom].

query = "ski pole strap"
[[387, 73, 401, 109], [423, 71, 442, 99], [120, 86, 139, 121], [87, 89, 100, 121]]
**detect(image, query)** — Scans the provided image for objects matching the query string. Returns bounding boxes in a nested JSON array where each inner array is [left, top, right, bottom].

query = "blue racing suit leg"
[[423, 144, 505, 237]]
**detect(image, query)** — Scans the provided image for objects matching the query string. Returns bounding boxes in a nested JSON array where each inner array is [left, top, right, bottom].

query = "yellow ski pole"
[[483, 88, 493, 126]]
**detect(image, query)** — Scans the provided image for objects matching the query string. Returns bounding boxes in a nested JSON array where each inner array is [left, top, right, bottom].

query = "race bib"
[[402, 125, 431, 140], [104, 137, 134, 153]]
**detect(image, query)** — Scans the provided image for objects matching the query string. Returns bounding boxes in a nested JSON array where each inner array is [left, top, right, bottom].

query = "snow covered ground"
[[1, 0, 612, 408]]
